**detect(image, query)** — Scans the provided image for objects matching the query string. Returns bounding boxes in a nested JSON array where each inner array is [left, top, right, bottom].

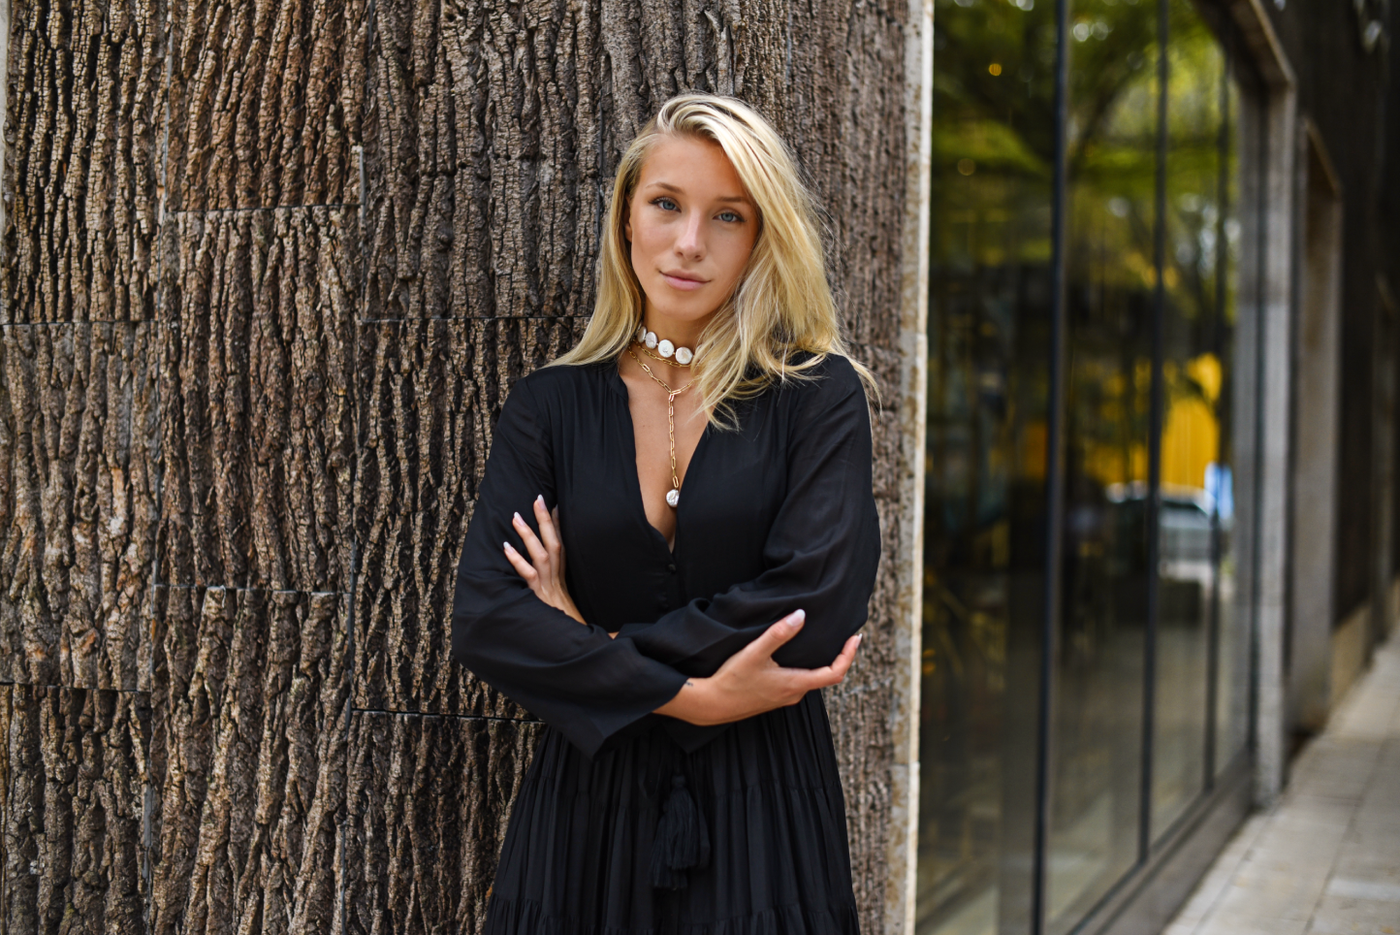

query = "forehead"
[[636, 135, 749, 199]]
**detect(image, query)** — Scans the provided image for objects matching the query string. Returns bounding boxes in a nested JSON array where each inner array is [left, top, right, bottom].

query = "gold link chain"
[[627, 346, 692, 498]]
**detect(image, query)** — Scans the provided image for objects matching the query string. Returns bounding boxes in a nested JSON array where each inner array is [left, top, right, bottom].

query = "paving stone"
[[1169, 630, 1400, 935], [1306, 891, 1400, 933]]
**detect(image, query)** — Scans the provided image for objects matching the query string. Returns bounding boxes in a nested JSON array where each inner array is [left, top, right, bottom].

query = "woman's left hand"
[[504, 495, 589, 628]]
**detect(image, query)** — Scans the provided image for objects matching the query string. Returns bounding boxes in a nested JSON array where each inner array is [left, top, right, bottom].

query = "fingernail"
[[536, 494, 545, 505], [857, 633, 864, 644], [791, 609, 806, 627], [502, 541, 511, 551], [513, 511, 522, 523]]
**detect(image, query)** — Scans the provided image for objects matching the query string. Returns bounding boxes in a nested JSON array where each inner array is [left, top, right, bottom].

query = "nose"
[[675, 209, 705, 259]]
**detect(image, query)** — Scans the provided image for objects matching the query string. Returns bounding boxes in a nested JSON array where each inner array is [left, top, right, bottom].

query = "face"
[[624, 134, 759, 335]]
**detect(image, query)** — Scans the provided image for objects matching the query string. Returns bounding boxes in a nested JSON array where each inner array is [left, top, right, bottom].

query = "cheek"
[[719, 236, 757, 284], [629, 220, 666, 262]]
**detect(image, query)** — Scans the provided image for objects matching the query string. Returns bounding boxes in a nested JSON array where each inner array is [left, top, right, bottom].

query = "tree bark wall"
[[0, 0, 916, 932]]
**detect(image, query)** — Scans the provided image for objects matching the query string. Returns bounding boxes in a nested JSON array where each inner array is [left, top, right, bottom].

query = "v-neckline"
[[609, 363, 710, 556]]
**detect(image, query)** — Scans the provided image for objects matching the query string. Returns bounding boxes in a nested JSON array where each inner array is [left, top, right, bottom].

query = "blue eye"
[[718, 210, 743, 223], [652, 197, 679, 211]]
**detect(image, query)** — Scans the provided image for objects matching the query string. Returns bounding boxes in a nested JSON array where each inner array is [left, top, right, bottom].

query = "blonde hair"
[[552, 93, 875, 426]]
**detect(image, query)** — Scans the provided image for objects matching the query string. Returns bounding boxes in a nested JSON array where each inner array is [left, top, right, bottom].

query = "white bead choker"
[[635, 325, 695, 366]]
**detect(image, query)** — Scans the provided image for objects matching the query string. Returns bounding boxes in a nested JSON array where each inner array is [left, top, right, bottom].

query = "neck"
[[641, 311, 708, 350]]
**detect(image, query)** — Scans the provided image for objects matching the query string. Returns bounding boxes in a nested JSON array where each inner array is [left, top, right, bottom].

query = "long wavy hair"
[[551, 93, 875, 427]]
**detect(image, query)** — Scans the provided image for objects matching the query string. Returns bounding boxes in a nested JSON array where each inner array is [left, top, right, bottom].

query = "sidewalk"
[[1165, 629, 1400, 935]]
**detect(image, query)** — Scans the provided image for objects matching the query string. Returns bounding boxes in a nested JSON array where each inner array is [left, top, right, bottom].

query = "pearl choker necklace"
[[635, 325, 695, 366]]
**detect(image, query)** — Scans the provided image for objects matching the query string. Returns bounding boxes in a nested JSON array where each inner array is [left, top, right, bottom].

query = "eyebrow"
[[648, 181, 751, 204]]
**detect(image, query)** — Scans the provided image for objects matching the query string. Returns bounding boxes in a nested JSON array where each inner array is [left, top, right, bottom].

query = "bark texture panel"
[[363, 0, 820, 322], [0, 685, 149, 935], [353, 316, 584, 716], [159, 209, 357, 592], [2, 0, 165, 323], [164, 0, 369, 210], [781, 0, 908, 403], [147, 585, 349, 935], [364, 0, 609, 321], [1, 0, 913, 930], [825, 405, 903, 924], [342, 713, 541, 935], [0, 323, 158, 690]]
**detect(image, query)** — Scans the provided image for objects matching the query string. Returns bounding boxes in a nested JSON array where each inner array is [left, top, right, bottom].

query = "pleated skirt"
[[484, 692, 861, 935]]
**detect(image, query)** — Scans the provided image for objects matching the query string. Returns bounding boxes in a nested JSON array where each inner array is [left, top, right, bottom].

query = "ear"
[[624, 206, 632, 243]]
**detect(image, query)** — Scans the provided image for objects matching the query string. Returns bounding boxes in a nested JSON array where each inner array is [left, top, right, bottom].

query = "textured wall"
[[0, 0, 914, 931]]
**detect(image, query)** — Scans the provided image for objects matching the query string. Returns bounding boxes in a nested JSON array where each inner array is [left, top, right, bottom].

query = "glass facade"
[[918, 1, 1260, 932]]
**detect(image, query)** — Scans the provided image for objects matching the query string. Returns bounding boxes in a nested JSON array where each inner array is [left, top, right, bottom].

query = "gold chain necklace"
[[638, 343, 692, 368], [627, 346, 693, 508]]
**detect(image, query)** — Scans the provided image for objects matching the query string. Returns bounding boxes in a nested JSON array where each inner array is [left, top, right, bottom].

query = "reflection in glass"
[[919, 3, 1259, 932], [1048, 0, 1156, 928], [917, 1, 1057, 932], [1152, 0, 1225, 837], [1215, 68, 1250, 779]]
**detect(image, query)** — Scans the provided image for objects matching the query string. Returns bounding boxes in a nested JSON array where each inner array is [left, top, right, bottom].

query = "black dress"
[[451, 353, 881, 934]]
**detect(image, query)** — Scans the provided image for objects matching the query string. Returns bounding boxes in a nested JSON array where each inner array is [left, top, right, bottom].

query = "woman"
[[452, 93, 881, 934]]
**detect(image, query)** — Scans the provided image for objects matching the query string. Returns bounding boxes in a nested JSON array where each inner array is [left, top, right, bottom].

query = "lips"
[[661, 269, 708, 290]]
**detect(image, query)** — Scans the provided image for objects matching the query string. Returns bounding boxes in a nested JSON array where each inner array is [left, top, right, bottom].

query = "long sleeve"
[[621, 357, 882, 683], [451, 377, 688, 759]]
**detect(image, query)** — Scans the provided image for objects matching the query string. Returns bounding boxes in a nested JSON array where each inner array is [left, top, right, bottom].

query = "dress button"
[[667, 563, 677, 573]]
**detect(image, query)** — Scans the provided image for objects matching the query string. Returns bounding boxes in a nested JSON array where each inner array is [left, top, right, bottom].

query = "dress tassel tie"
[[649, 774, 710, 889]]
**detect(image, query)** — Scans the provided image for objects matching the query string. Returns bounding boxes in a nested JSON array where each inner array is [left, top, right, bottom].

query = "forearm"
[[653, 677, 723, 725]]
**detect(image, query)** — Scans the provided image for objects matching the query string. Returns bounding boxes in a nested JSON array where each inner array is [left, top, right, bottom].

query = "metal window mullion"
[[1031, 0, 1073, 932]]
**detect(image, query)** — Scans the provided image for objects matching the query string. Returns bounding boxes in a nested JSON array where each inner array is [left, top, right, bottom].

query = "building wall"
[[1263, 0, 1396, 626], [0, 0, 925, 931]]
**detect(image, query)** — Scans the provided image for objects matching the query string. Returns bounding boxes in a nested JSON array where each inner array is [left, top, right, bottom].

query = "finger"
[[503, 542, 538, 582], [741, 610, 806, 661], [534, 496, 562, 554], [512, 511, 550, 566], [825, 633, 863, 680], [788, 634, 863, 691], [551, 506, 567, 574]]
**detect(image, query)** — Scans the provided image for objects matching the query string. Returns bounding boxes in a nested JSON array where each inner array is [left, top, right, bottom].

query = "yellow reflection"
[[1162, 353, 1221, 488]]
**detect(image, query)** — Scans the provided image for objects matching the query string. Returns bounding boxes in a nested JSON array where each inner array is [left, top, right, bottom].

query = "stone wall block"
[[159, 208, 357, 591], [147, 585, 349, 935], [353, 316, 584, 715], [165, 0, 369, 211], [2, 0, 166, 323], [0, 685, 150, 934], [0, 323, 158, 690], [342, 712, 541, 935]]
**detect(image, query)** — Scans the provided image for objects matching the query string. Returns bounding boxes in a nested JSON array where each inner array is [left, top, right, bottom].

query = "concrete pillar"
[[1287, 126, 1343, 735]]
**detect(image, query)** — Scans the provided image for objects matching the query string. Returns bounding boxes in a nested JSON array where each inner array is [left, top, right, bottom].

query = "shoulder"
[[492, 363, 611, 456], [781, 352, 867, 410], [507, 361, 612, 410]]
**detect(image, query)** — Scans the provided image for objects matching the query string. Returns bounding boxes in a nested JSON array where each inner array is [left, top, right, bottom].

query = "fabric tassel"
[[649, 774, 710, 889]]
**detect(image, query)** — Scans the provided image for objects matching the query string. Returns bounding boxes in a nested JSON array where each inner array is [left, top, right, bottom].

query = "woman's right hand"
[[653, 610, 863, 726]]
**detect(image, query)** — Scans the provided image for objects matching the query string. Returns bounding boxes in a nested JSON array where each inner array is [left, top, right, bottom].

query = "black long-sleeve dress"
[[452, 352, 881, 935]]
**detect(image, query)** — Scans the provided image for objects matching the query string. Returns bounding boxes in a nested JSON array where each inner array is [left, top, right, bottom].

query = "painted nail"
[[791, 609, 806, 627], [513, 511, 522, 523], [536, 494, 545, 505]]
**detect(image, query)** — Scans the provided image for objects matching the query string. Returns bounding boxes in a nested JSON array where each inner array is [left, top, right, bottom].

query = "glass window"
[[920, 2, 1261, 932], [916, 1, 1058, 932], [1046, 0, 1157, 928]]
